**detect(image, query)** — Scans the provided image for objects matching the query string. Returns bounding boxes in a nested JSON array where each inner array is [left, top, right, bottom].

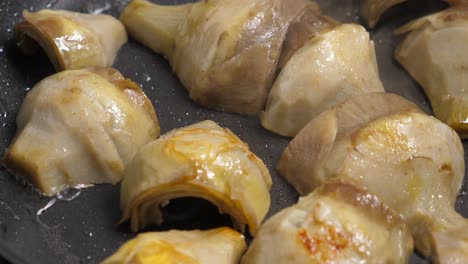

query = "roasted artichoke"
[[278, 92, 468, 262], [15, 9, 127, 71], [4, 68, 159, 196], [395, 5, 468, 138], [120, 0, 327, 114], [120, 120, 271, 235], [102, 228, 246, 264], [242, 182, 413, 264], [261, 24, 384, 137]]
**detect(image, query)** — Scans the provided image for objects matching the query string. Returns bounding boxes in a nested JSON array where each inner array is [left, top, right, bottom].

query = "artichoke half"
[[242, 182, 413, 264], [120, 120, 272, 235], [261, 24, 384, 137], [120, 0, 327, 114], [279, 92, 468, 262], [4, 68, 159, 196], [15, 9, 127, 71], [395, 5, 468, 138]]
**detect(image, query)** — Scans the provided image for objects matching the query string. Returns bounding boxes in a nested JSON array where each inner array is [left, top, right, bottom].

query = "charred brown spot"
[[299, 229, 318, 254], [440, 163, 452, 172], [298, 225, 350, 262]]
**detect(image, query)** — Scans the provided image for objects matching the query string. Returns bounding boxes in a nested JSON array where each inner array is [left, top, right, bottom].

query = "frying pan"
[[0, 0, 466, 263]]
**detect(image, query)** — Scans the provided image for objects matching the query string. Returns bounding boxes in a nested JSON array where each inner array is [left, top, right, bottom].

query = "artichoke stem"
[[120, 0, 190, 60]]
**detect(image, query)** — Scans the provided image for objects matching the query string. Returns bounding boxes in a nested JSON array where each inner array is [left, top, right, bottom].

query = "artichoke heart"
[[102, 227, 246, 264], [279, 93, 468, 262], [15, 9, 127, 71], [120, 120, 272, 235], [261, 24, 384, 137], [242, 182, 413, 264], [120, 0, 323, 114], [361, 0, 407, 28], [3, 68, 159, 196], [395, 5, 468, 138], [278, 92, 423, 194]]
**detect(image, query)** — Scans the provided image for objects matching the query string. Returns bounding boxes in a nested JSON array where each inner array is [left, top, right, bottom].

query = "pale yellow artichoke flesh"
[[3, 68, 159, 196], [101, 227, 246, 264], [120, 120, 271, 235], [279, 93, 468, 262], [15, 9, 127, 71], [242, 182, 413, 264], [431, 225, 468, 263], [261, 24, 384, 137], [395, 5, 468, 138]]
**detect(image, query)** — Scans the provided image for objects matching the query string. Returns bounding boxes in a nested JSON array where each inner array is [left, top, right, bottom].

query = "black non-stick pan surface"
[[0, 0, 466, 263]]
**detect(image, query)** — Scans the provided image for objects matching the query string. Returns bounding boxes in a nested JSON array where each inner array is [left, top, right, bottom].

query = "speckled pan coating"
[[0, 0, 465, 264]]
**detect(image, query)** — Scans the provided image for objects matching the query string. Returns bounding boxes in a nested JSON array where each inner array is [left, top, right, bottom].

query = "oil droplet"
[[46, 0, 59, 8], [82, 231, 93, 237], [0, 103, 7, 117]]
